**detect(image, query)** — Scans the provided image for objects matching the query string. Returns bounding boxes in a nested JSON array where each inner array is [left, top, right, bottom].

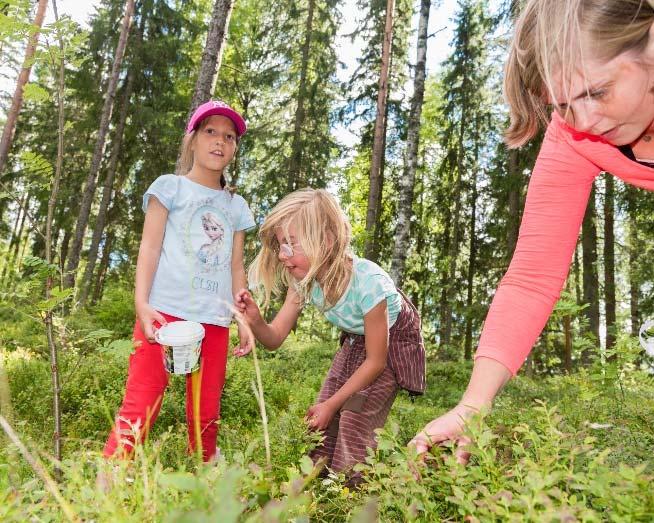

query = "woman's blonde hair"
[[504, 0, 654, 148], [176, 117, 240, 188], [249, 188, 353, 308]]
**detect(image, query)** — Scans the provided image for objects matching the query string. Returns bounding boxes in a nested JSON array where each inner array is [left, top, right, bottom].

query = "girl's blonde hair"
[[504, 0, 654, 148], [176, 117, 240, 188], [249, 188, 353, 308]]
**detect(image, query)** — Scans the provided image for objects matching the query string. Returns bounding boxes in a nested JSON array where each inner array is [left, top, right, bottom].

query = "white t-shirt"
[[143, 174, 255, 325]]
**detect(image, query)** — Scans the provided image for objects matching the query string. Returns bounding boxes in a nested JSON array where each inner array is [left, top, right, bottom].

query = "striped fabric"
[[342, 291, 426, 395], [310, 294, 426, 475]]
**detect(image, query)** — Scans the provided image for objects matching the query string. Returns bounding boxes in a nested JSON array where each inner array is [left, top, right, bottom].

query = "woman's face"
[[551, 46, 654, 145]]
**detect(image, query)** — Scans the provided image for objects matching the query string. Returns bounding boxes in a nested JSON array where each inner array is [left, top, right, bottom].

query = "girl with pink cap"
[[102, 100, 256, 462]]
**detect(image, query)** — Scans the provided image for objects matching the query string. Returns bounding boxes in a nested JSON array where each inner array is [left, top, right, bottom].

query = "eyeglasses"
[[274, 241, 302, 258], [279, 243, 294, 257]]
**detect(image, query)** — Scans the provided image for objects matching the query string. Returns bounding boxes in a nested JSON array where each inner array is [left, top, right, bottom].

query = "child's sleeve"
[[142, 174, 178, 212], [359, 270, 397, 316], [234, 195, 256, 232]]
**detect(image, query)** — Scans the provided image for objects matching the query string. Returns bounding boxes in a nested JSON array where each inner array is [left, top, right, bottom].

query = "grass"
[[1, 329, 654, 521]]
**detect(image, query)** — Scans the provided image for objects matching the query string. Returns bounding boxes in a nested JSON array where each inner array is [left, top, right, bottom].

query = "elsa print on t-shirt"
[[184, 201, 232, 274], [197, 211, 226, 268]]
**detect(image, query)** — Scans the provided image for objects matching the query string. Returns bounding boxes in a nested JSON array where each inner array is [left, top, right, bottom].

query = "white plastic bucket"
[[155, 321, 205, 375], [640, 320, 654, 358]]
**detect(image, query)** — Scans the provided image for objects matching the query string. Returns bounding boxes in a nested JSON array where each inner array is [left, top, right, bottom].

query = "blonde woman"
[[103, 101, 255, 462], [235, 188, 426, 481], [412, 0, 654, 461]]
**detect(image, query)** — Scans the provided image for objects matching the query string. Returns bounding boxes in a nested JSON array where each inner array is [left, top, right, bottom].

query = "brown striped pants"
[[309, 340, 399, 473]]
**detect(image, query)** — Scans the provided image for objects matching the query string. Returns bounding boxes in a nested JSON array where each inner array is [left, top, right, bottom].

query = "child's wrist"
[[135, 299, 148, 310]]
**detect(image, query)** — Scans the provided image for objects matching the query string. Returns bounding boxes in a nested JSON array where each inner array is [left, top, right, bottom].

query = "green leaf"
[[82, 329, 114, 342], [36, 287, 73, 312], [101, 339, 134, 357], [158, 472, 203, 492], [299, 454, 314, 476], [19, 151, 53, 179], [22, 83, 50, 103]]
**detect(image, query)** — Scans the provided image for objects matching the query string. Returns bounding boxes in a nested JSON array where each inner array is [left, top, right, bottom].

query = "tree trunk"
[[78, 71, 135, 306], [59, 229, 71, 281], [413, 159, 427, 309], [1, 192, 27, 283], [1, 193, 29, 288], [438, 205, 452, 351], [287, 0, 315, 192], [464, 161, 478, 360], [188, 0, 235, 114], [574, 243, 581, 304], [390, 0, 430, 285], [230, 98, 250, 187], [92, 230, 115, 305], [627, 187, 639, 338], [603, 173, 616, 357], [64, 0, 135, 290], [563, 314, 573, 373], [0, 0, 48, 175], [44, 0, 65, 476], [364, 0, 395, 262], [581, 184, 599, 364]]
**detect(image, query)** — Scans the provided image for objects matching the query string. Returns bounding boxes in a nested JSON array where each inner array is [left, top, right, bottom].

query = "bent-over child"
[[235, 188, 425, 478]]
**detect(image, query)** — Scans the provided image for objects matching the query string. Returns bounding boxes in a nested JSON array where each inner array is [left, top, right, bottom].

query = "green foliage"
[[360, 403, 654, 521], [2, 328, 654, 520]]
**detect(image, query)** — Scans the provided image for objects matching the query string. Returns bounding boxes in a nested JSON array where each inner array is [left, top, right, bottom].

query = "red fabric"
[[476, 113, 654, 375], [103, 312, 228, 461]]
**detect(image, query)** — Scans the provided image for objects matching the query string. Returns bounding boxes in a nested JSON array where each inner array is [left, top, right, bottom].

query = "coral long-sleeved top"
[[475, 113, 654, 375]]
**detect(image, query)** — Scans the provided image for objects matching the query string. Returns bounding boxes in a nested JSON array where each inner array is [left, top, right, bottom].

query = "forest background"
[[1, 0, 654, 520]]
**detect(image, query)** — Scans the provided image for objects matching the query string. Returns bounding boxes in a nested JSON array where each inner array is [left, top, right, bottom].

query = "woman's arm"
[[475, 121, 599, 374], [135, 197, 168, 341], [234, 287, 303, 350], [307, 300, 389, 430], [410, 119, 601, 457]]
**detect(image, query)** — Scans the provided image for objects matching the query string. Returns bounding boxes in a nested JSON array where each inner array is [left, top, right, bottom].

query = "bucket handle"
[[639, 319, 654, 357], [153, 327, 162, 345]]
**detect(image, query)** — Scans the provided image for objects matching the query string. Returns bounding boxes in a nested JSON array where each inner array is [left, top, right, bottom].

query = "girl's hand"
[[233, 324, 254, 357], [234, 288, 264, 326], [408, 404, 476, 465], [306, 401, 338, 431], [135, 302, 167, 343]]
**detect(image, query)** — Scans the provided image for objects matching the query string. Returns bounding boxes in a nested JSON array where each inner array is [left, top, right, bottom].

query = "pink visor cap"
[[185, 100, 247, 136]]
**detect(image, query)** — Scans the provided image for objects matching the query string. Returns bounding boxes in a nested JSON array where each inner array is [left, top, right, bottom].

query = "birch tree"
[[390, 0, 431, 285]]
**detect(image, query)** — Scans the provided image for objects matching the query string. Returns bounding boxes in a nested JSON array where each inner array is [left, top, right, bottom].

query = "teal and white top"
[[310, 255, 402, 335]]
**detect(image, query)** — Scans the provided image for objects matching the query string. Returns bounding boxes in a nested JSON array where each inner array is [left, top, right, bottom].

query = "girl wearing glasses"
[[234, 188, 426, 482]]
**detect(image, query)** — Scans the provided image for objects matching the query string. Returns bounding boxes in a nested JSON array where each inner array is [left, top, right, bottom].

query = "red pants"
[[103, 312, 229, 462]]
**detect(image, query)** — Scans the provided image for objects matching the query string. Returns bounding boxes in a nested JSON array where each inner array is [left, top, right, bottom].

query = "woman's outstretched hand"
[[409, 404, 478, 465], [410, 357, 511, 465]]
